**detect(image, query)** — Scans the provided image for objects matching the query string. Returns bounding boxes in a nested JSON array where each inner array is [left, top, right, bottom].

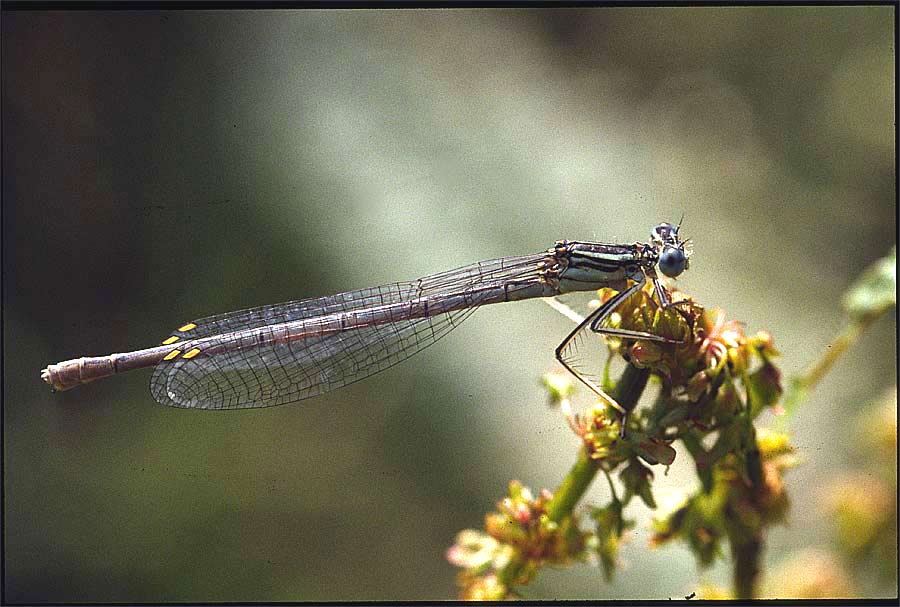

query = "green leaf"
[[636, 438, 677, 466], [747, 361, 783, 418], [620, 460, 657, 508], [657, 402, 691, 427], [706, 423, 741, 465], [590, 502, 633, 582], [843, 247, 896, 321], [541, 372, 575, 405]]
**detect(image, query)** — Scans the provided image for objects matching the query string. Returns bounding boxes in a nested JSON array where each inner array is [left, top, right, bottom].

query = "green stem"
[[545, 447, 599, 522], [545, 364, 650, 523], [744, 427, 764, 491], [680, 431, 714, 493], [732, 533, 762, 600], [614, 363, 651, 414], [799, 317, 870, 392], [733, 432, 764, 599], [779, 315, 876, 429]]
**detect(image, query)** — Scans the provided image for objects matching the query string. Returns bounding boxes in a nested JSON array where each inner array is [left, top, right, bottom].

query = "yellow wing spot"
[[163, 349, 181, 361], [178, 323, 197, 332], [182, 348, 201, 359], [162, 336, 180, 345]]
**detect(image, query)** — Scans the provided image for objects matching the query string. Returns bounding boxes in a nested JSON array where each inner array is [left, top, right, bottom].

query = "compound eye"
[[659, 247, 687, 277]]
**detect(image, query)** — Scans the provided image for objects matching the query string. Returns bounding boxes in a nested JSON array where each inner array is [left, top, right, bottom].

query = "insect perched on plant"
[[42, 222, 691, 425]]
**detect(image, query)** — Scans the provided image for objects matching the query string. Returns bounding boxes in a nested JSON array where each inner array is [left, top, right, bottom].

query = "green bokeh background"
[[3, 7, 895, 601]]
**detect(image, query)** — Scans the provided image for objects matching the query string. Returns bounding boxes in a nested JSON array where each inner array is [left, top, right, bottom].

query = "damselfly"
[[41, 223, 691, 421]]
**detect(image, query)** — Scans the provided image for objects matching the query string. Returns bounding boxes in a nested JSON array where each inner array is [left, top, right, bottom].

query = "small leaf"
[[590, 502, 632, 582], [686, 370, 712, 402], [711, 380, 741, 423], [620, 460, 657, 508], [748, 330, 780, 358], [747, 361, 783, 418], [630, 341, 663, 366], [706, 423, 741, 465], [843, 247, 896, 321], [542, 372, 575, 405], [658, 402, 691, 427], [636, 437, 677, 466]]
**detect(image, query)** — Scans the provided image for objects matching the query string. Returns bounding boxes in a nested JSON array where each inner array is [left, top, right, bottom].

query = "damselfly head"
[[651, 222, 691, 278], [650, 222, 681, 245]]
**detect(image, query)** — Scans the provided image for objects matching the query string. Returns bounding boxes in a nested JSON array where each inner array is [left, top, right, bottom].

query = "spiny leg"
[[555, 272, 659, 436], [650, 273, 693, 323], [590, 276, 691, 344]]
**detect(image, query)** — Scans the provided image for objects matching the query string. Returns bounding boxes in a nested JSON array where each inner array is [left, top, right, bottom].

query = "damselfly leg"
[[555, 269, 686, 437]]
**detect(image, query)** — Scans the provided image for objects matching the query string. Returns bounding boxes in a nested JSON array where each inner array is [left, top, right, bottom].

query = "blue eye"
[[659, 247, 687, 277]]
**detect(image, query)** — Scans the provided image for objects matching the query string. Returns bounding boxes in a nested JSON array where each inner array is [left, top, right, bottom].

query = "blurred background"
[[2, 7, 895, 601]]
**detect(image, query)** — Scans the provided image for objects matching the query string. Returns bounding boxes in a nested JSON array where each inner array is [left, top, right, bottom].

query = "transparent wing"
[[150, 253, 548, 409]]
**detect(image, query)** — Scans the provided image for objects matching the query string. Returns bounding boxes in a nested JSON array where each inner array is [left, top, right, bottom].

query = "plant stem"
[[800, 317, 870, 392], [779, 315, 876, 429], [545, 446, 598, 523], [680, 431, 714, 493], [732, 533, 762, 599], [545, 364, 649, 522], [731, 430, 765, 599]]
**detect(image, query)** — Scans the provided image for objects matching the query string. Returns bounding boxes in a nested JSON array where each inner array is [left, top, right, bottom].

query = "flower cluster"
[[565, 402, 627, 464], [596, 283, 783, 433], [448, 280, 788, 599], [650, 427, 796, 564], [447, 480, 591, 600]]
